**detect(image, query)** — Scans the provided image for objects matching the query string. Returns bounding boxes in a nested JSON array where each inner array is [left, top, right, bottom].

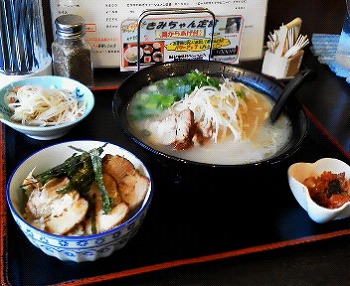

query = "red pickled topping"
[[303, 171, 350, 209]]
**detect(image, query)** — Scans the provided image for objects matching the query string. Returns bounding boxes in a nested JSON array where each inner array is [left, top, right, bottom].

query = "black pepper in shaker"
[[52, 14, 94, 86]]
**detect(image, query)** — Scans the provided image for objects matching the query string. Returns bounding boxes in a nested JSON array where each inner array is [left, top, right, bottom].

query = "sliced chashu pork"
[[146, 108, 214, 150], [26, 177, 89, 235], [90, 172, 130, 233], [147, 108, 194, 149], [118, 172, 150, 211], [103, 155, 150, 211], [102, 154, 136, 182]]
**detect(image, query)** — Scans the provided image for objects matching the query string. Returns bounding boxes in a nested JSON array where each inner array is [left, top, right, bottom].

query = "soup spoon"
[[269, 68, 314, 123]]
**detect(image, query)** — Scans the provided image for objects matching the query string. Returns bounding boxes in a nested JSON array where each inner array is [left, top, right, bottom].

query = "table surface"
[[93, 50, 350, 286], [1, 49, 350, 286]]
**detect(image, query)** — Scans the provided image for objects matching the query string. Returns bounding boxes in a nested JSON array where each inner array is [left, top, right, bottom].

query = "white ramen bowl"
[[6, 140, 153, 262], [287, 158, 350, 223], [0, 76, 94, 140]]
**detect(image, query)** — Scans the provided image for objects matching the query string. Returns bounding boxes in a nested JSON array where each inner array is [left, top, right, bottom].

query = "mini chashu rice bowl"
[[288, 158, 350, 223], [6, 140, 153, 262]]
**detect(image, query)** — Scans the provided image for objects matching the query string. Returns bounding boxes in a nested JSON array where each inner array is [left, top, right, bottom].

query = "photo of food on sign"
[[122, 42, 165, 68], [120, 15, 243, 72]]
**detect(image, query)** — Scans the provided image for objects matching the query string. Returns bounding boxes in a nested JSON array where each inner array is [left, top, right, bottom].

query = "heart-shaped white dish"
[[288, 158, 350, 223]]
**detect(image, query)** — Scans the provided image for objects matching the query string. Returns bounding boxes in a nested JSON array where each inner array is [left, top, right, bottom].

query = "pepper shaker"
[[52, 14, 94, 86]]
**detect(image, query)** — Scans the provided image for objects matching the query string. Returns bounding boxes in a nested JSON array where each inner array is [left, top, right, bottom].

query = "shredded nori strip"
[[33, 143, 113, 214], [89, 147, 113, 214]]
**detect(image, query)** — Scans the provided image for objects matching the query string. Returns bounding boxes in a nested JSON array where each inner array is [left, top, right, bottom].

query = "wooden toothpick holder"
[[261, 49, 304, 79]]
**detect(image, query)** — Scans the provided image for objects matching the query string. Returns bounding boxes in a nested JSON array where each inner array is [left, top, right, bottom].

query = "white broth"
[[127, 72, 292, 165]]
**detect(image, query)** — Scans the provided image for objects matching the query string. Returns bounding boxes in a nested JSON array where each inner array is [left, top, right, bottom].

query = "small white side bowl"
[[0, 76, 94, 140], [288, 158, 350, 223], [6, 140, 153, 262]]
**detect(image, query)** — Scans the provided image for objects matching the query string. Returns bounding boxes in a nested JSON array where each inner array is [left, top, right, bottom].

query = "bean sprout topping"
[[6, 85, 87, 126]]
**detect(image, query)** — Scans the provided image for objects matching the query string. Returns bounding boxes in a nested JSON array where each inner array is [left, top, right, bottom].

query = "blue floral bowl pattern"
[[10, 203, 149, 262]]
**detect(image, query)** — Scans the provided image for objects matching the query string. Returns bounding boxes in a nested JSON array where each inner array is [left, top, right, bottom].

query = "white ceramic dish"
[[288, 157, 350, 223], [0, 75, 94, 140], [6, 140, 153, 262]]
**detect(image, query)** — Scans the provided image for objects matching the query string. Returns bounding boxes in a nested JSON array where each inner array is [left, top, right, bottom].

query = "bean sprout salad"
[[5, 85, 87, 126]]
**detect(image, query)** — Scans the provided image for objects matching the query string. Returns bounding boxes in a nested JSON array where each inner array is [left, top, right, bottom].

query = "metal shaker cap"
[[55, 14, 86, 39]]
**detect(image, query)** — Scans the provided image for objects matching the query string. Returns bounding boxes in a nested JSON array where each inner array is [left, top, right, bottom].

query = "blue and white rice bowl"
[[6, 140, 153, 262], [0, 76, 95, 140]]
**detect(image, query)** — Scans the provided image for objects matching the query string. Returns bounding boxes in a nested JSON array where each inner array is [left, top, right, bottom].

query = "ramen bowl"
[[112, 60, 309, 168], [288, 158, 350, 223], [0, 75, 95, 140], [6, 140, 153, 262]]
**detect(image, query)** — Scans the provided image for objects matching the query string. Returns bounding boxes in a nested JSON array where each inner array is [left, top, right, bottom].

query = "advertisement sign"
[[50, 0, 268, 68], [120, 15, 243, 71]]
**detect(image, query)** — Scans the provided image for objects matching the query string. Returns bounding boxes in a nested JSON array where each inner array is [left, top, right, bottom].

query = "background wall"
[[41, 0, 347, 57], [266, 0, 346, 36]]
